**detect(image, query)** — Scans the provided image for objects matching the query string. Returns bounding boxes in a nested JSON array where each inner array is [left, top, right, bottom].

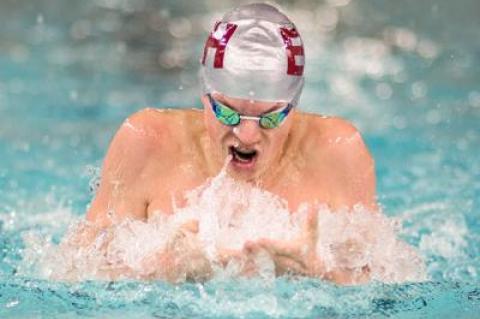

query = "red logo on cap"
[[280, 27, 304, 76], [202, 22, 238, 68]]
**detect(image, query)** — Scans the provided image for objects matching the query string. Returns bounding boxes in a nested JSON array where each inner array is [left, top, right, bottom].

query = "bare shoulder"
[[123, 107, 182, 141], [102, 106, 207, 181], [117, 107, 202, 153], [86, 107, 201, 224], [303, 114, 361, 143], [301, 114, 372, 162], [297, 113, 377, 210]]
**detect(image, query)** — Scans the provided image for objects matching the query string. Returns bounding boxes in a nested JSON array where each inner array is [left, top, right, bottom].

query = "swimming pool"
[[1, 0, 479, 317]]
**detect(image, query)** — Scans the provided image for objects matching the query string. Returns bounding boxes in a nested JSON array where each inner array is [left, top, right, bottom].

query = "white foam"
[[20, 169, 426, 283]]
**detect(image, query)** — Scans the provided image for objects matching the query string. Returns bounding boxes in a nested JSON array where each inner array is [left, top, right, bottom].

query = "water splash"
[[20, 168, 426, 284]]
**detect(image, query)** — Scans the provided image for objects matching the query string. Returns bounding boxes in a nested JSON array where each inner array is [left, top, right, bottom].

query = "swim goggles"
[[207, 94, 294, 129]]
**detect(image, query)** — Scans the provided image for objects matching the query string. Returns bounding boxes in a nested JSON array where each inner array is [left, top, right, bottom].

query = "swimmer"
[[82, 3, 378, 284]]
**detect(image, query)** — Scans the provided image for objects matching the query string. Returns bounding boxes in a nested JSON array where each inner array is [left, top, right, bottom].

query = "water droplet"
[[5, 299, 19, 308], [69, 90, 78, 101], [36, 14, 44, 24]]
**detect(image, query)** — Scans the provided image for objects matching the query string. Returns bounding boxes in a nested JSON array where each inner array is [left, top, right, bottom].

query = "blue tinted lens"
[[209, 95, 240, 126]]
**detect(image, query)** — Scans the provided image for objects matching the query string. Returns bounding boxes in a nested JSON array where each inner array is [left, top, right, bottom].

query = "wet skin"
[[85, 94, 377, 283]]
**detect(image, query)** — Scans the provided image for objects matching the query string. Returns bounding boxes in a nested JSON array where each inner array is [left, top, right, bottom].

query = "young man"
[[84, 3, 376, 283]]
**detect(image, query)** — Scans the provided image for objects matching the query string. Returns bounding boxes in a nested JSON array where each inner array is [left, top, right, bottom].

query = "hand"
[[217, 246, 265, 277], [244, 209, 325, 278], [140, 220, 213, 282], [245, 210, 371, 284]]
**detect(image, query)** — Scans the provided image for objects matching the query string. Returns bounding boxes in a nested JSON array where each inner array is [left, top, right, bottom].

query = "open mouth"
[[229, 146, 258, 166]]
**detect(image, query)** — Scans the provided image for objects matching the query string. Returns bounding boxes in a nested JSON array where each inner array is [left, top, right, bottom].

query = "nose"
[[233, 119, 262, 145]]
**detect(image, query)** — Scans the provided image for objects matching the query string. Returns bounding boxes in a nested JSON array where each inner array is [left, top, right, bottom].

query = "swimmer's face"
[[201, 93, 295, 182]]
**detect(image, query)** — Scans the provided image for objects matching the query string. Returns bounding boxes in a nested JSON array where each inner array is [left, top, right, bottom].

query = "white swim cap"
[[199, 3, 305, 106]]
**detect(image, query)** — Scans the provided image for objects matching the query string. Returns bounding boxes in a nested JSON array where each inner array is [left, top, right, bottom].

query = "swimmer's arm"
[[325, 120, 378, 211], [58, 219, 212, 282], [73, 110, 212, 281], [86, 110, 157, 227], [55, 111, 154, 280], [246, 209, 370, 285]]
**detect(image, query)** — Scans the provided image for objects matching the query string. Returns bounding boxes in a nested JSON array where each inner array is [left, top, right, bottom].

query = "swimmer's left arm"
[[324, 119, 378, 212], [247, 119, 377, 284], [245, 209, 370, 285]]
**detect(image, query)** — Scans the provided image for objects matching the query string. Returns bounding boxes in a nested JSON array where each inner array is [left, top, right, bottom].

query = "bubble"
[[411, 81, 427, 100], [384, 27, 417, 52], [158, 47, 188, 69], [97, 0, 146, 13], [376, 82, 393, 100], [326, 0, 351, 7], [168, 18, 192, 39], [426, 110, 441, 125], [468, 91, 480, 108], [290, 9, 316, 32], [69, 90, 79, 101], [149, 11, 169, 32], [417, 39, 439, 59], [393, 116, 407, 130], [36, 14, 44, 25], [366, 63, 382, 78], [315, 7, 338, 31], [331, 75, 355, 97], [341, 37, 390, 78]]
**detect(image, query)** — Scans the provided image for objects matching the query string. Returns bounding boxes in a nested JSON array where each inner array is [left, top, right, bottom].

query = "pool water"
[[1, 0, 479, 318]]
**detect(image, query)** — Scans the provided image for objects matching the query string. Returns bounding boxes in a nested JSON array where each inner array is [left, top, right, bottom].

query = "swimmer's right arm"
[[58, 217, 212, 282], [69, 110, 213, 281], [54, 111, 156, 280], [86, 110, 156, 227]]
